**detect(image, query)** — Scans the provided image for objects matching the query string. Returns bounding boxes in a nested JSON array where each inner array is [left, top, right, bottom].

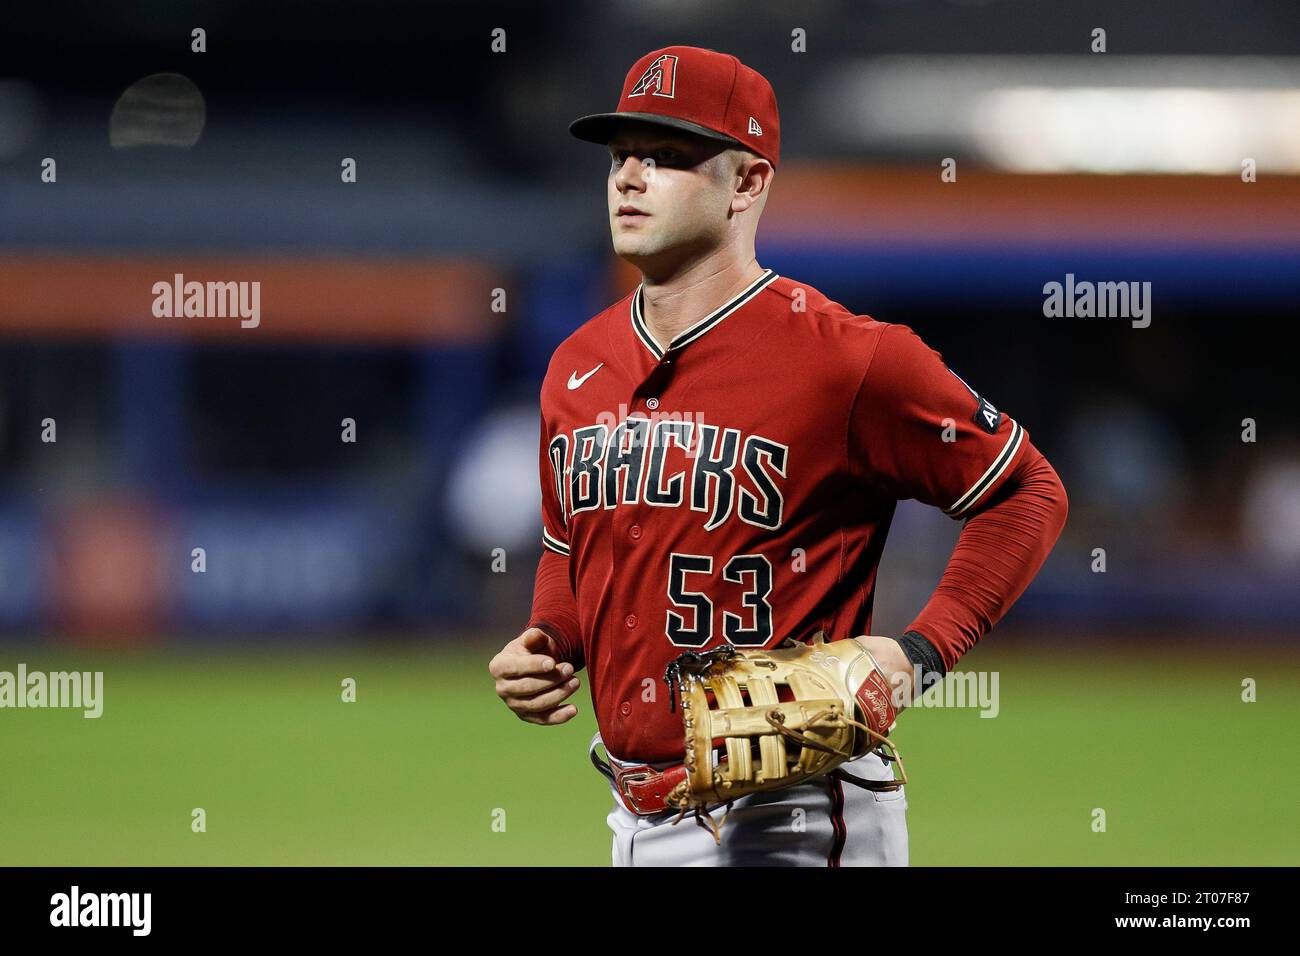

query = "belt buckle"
[[617, 770, 651, 799]]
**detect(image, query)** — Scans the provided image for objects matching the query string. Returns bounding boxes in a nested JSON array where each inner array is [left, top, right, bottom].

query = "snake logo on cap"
[[628, 54, 678, 98]]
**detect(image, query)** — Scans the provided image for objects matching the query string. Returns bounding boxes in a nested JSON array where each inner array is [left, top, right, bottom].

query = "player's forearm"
[[904, 441, 1068, 675], [525, 548, 586, 670]]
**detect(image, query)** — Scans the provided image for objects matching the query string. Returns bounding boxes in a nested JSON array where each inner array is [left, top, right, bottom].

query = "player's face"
[[605, 125, 734, 268]]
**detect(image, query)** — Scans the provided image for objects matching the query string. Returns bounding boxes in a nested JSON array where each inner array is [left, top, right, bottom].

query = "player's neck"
[[638, 256, 766, 352]]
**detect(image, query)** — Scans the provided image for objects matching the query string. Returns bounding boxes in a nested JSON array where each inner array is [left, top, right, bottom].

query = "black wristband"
[[897, 630, 946, 692]]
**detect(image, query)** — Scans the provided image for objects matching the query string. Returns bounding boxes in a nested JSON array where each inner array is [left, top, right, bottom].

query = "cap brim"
[[569, 111, 745, 150]]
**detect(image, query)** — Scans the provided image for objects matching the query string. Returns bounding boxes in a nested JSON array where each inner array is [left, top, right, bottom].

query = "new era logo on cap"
[[569, 45, 781, 167]]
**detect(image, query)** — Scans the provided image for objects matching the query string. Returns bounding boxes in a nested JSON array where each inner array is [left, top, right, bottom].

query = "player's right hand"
[[489, 627, 581, 726]]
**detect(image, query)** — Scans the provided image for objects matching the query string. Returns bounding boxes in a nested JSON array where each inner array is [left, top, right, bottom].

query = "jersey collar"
[[630, 268, 779, 360]]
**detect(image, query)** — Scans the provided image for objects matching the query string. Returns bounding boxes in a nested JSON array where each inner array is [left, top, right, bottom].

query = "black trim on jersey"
[[631, 269, 780, 359], [542, 530, 570, 556], [945, 420, 1024, 518]]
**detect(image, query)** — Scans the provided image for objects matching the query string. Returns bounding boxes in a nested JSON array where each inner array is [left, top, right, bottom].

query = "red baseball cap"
[[569, 46, 780, 167]]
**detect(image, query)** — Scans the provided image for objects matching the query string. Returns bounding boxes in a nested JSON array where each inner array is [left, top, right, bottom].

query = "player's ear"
[[732, 153, 773, 213]]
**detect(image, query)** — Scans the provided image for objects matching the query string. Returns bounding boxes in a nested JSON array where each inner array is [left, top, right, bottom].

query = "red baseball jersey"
[[532, 269, 1028, 763]]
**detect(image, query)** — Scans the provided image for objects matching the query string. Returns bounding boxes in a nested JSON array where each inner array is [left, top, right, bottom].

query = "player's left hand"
[[855, 635, 915, 712]]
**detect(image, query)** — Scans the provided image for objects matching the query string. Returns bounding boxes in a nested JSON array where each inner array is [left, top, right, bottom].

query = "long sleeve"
[[527, 402, 585, 669], [904, 439, 1068, 672], [526, 548, 585, 671]]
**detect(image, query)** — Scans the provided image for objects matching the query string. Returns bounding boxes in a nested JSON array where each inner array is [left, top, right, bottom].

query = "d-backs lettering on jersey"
[[548, 417, 788, 533], [536, 270, 1027, 763]]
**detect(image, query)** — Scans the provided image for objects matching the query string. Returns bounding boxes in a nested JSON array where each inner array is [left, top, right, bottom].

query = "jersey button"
[[624, 613, 638, 629], [646, 397, 659, 410], [620, 701, 632, 717], [629, 524, 642, 540]]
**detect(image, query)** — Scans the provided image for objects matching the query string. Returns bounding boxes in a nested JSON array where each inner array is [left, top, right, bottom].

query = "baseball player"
[[489, 45, 1068, 866]]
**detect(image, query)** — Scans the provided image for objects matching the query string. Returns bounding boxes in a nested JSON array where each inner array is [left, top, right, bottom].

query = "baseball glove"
[[662, 632, 907, 842]]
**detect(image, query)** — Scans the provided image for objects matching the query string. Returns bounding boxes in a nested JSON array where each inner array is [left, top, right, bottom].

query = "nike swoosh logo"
[[567, 363, 604, 390]]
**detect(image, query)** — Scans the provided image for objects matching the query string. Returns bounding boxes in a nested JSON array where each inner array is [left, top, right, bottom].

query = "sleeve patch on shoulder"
[[973, 397, 1002, 434], [949, 367, 1001, 434]]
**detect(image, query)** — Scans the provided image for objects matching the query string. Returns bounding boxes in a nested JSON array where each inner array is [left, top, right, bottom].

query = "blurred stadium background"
[[1, 1, 1297, 865]]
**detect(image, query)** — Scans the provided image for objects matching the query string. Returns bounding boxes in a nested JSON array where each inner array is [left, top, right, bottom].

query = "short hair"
[[711, 146, 763, 181]]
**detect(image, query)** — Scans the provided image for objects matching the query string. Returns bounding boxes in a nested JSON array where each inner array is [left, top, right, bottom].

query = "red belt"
[[589, 735, 696, 816], [611, 762, 688, 816], [589, 734, 895, 815]]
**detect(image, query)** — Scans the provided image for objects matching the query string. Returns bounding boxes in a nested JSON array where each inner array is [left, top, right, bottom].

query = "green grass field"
[[2, 639, 1296, 865]]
